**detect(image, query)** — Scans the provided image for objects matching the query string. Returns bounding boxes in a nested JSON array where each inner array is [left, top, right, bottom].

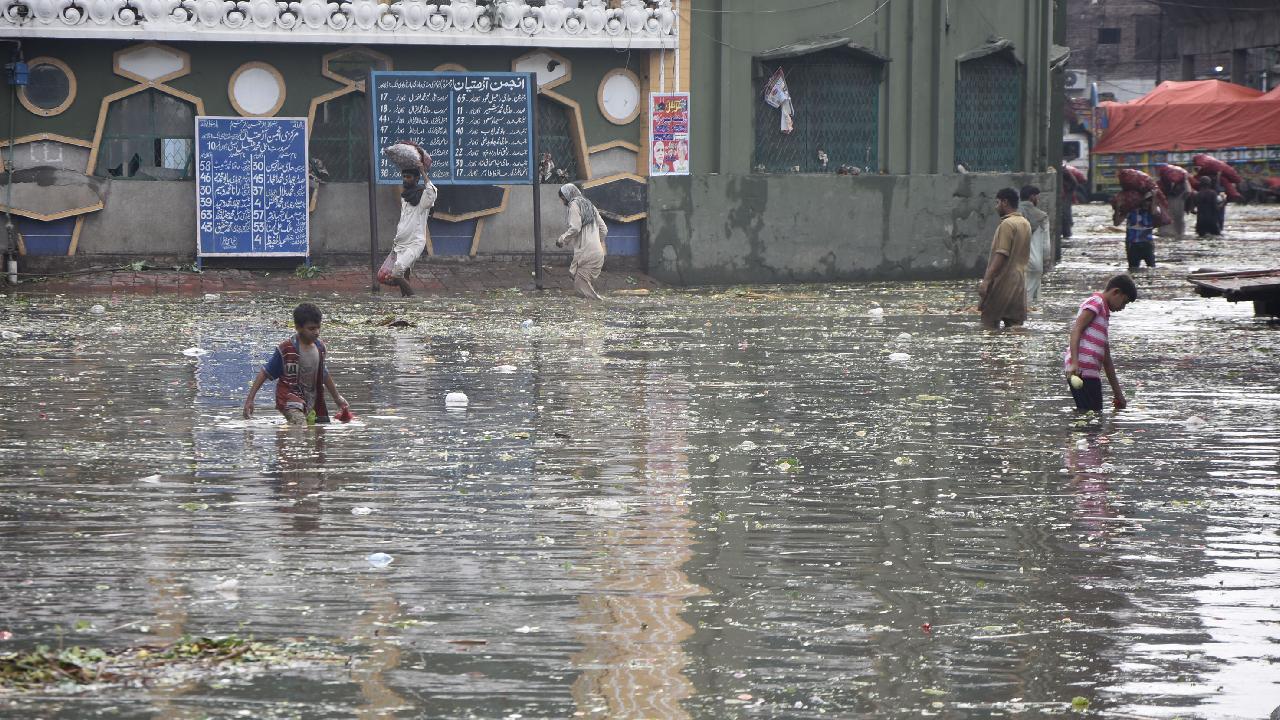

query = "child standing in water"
[[1063, 274, 1137, 413], [243, 303, 349, 425]]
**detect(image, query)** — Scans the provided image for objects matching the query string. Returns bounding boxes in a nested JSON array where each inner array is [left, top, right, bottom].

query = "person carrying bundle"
[[1156, 164, 1192, 240], [379, 142, 437, 297], [1193, 154, 1240, 234], [1189, 176, 1224, 237]]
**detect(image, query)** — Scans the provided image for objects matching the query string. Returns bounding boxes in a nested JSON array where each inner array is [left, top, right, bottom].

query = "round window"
[[18, 58, 76, 117]]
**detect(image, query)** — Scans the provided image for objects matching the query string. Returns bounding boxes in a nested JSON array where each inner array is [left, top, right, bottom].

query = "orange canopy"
[[1093, 80, 1280, 154], [1129, 80, 1262, 105]]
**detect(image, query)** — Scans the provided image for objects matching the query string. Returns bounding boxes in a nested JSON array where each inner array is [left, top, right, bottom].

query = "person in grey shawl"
[[556, 183, 607, 300], [1019, 185, 1050, 306]]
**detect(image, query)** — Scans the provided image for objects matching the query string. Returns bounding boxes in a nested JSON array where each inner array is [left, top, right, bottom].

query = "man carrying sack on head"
[[378, 142, 437, 297]]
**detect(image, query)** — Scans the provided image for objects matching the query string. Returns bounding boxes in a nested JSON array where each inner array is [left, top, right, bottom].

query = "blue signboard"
[[370, 71, 535, 186], [195, 117, 309, 258]]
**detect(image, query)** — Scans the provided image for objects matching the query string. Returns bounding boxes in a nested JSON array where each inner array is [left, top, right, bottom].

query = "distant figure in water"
[[978, 187, 1031, 330], [1189, 176, 1223, 237], [1063, 274, 1136, 413], [555, 183, 607, 300], [243, 303, 350, 425]]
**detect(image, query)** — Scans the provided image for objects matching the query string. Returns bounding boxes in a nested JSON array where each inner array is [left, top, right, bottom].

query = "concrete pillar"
[[1181, 54, 1196, 80], [1231, 49, 1248, 85]]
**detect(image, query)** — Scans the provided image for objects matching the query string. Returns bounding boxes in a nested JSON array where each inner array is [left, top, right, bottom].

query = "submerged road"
[[1, 204, 1277, 718]]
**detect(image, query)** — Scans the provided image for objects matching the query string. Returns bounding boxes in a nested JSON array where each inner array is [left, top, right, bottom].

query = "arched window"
[[310, 92, 369, 182], [96, 89, 195, 180], [753, 48, 882, 174], [955, 51, 1023, 172], [538, 95, 580, 182]]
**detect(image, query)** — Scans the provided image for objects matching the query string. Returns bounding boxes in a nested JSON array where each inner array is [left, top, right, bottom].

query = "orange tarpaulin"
[[1093, 80, 1280, 154]]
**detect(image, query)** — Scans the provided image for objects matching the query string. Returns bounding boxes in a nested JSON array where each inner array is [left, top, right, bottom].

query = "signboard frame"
[[368, 70, 536, 187], [194, 115, 310, 260], [364, 70, 544, 292]]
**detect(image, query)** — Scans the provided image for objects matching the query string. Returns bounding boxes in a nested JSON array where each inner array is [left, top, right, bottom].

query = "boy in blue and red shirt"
[[243, 303, 349, 425]]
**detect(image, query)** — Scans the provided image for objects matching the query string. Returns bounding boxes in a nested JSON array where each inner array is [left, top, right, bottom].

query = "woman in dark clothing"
[[1189, 177, 1222, 237]]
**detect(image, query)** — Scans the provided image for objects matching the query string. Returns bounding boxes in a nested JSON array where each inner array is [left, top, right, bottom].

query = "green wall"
[[691, 0, 1056, 176]]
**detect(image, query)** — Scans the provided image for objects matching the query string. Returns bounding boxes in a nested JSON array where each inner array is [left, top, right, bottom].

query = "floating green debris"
[[1071, 696, 1090, 710], [178, 502, 209, 512], [0, 636, 346, 693]]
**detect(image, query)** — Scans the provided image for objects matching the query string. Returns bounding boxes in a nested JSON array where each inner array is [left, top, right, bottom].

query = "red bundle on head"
[[1117, 168, 1157, 193], [1193, 153, 1241, 183], [1157, 164, 1188, 188], [1111, 189, 1144, 215]]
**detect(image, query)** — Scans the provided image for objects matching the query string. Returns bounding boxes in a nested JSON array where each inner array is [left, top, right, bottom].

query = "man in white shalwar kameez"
[[1019, 185, 1050, 307], [555, 183, 607, 300], [389, 164, 437, 297]]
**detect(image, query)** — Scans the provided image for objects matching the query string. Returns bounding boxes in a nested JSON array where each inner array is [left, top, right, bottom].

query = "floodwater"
[[1, 204, 1277, 719]]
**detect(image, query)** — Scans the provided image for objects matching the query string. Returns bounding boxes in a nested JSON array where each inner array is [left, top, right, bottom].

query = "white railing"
[[0, 0, 677, 47]]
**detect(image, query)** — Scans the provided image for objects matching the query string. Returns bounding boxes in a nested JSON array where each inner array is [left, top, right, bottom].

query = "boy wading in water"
[[1063, 275, 1137, 413], [243, 303, 349, 425]]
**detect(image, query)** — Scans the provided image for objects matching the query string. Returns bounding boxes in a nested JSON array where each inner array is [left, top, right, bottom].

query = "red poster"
[[649, 92, 690, 176]]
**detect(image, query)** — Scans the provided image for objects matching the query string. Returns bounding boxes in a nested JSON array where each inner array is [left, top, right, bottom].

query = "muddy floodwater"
[[2, 204, 1278, 719]]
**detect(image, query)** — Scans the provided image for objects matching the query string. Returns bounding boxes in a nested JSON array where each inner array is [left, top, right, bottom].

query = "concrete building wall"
[[648, 172, 1056, 286], [691, 0, 1058, 176], [652, 0, 1059, 286]]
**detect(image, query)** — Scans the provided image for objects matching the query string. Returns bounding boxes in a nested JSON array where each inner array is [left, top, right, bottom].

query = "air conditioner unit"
[[1065, 69, 1089, 91]]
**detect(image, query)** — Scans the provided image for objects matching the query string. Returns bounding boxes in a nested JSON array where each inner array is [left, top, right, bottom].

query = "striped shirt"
[[1063, 293, 1110, 379]]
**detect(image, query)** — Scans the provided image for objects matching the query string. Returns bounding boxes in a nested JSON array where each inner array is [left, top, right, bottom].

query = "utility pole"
[[1155, 7, 1164, 84]]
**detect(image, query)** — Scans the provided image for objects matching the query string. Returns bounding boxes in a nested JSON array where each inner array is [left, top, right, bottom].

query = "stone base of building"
[[647, 173, 1058, 286]]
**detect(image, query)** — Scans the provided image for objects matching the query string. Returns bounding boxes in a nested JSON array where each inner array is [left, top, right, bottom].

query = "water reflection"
[[0, 204, 1277, 718]]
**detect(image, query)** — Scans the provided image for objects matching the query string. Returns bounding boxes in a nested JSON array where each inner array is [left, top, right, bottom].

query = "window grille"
[[96, 89, 195, 180], [538, 96, 580, 182], [310, 92, 369, 182], [954, 53, 1023, 172], [752, 49, 881, 174]]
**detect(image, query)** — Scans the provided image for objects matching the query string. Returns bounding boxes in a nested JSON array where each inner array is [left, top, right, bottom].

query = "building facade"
[[0, 0, 688, 261], [4, 0, 1067, 286], [647, 0, 1061, 285]]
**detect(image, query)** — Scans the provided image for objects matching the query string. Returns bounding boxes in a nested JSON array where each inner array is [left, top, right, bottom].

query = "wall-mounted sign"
[[369, 71, 535, 186], [649, 92, 690, 176], [195, 116, 309, 259]]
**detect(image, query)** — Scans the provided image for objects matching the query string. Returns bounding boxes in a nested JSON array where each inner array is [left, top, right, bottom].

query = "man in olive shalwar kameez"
[[978, 188, 1032, 330]]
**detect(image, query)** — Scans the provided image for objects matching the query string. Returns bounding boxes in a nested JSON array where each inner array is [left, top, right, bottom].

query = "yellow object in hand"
[[1069, 375, 1084, 390]]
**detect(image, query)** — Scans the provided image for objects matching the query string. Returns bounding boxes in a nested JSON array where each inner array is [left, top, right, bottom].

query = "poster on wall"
[[649, 92, 690, 176], [195, 116, 309, 259]]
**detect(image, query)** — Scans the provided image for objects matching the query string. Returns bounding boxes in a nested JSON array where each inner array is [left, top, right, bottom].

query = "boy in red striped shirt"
[[1063, 274, 1138, 412]]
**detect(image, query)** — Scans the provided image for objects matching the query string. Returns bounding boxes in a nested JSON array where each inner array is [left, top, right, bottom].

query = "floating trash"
[[351, 507, 374, 516], [888, 352, 911, 363], [493, 365, 517, 373], [203, 293, 220, 302], [1185, 416, 1207, 429], [445, 392, 469, 408], [896, 332, 912, 341], [366, 552, 393, 568], [868, 307, 885, 317], [89, 304, 106, 315], [0, 330, 17, 340], [181, 348, 208, 357], [583, 498, 628, 517]]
